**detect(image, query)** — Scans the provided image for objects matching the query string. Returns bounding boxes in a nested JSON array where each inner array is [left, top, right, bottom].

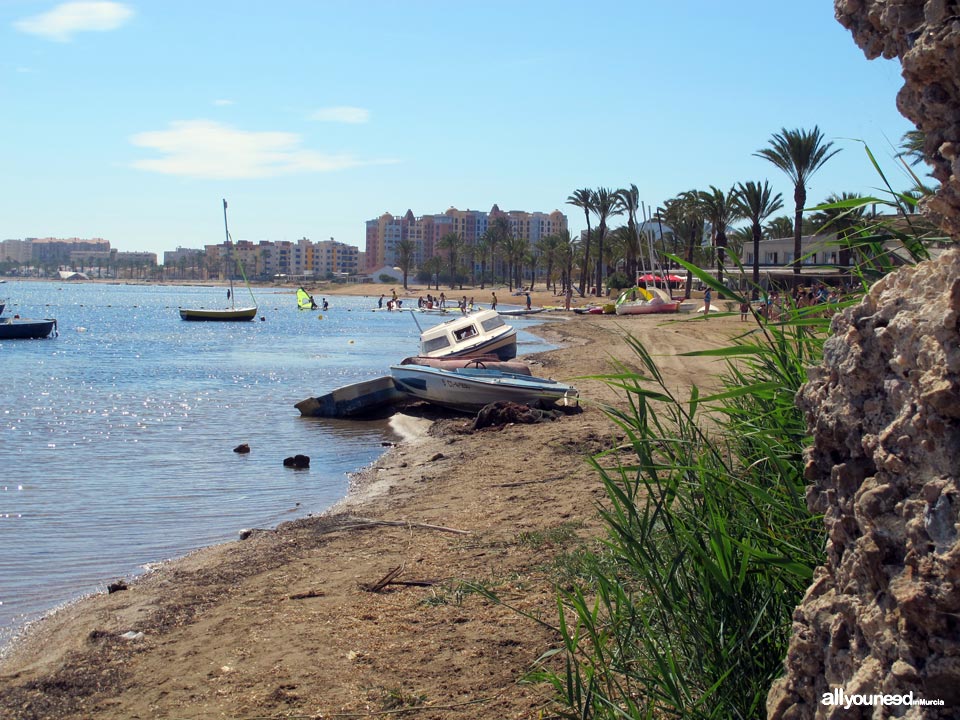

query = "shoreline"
[[0, 311, 746, 719]]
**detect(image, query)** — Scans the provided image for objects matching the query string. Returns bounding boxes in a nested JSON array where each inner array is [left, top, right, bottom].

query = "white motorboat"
[[390, 363, 577, 413], [419, 308, 517, 360]]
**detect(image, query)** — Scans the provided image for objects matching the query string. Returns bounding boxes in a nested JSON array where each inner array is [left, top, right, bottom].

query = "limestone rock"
[[835, 0, 960, 235], [768, 248, 960, 717]]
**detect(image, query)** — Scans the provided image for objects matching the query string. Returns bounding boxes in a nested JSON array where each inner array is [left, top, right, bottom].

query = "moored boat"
[[390, 363, 577, 413], [0, 317, 58, 340], [179, 200, 258, 322], [419, 308, 517, 360], [179, 306, 258, 321]]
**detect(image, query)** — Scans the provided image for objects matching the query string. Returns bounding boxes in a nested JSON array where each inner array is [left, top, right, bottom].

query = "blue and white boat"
[[390, 363, 577, 413]]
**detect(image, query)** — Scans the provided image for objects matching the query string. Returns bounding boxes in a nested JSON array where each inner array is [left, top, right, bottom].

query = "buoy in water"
[[317, 314, 323, 320]]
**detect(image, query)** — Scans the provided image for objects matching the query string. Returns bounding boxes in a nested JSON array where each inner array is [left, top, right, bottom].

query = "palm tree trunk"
[[752, 223, 761, 300], [578, 218, 591, 296], [793, 186, 805, 287]]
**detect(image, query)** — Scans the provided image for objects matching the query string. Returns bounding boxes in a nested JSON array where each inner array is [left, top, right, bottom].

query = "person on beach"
[[525, 292, 532, 310], [739, 300, 749, 321], [491, 292, 497, 310], [703, 287, 711, 317], [439, 292, 446, 309], [378, 294, 384, 309]]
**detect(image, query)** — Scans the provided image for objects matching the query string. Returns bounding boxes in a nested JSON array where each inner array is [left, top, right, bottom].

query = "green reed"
[[534, 266, 831, 719]]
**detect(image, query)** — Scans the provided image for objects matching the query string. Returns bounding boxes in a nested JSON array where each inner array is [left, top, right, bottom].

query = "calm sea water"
[[0, 281, 553, 648]]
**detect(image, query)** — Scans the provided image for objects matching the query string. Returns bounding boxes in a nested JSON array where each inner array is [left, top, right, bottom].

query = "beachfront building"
[[1, 237, 114, 276], [198, 237, 359, 280], [364, 205, 568, 275]]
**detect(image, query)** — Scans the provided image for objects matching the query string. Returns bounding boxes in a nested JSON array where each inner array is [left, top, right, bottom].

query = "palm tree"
[[614, 185, 642, 286], [765, 215, 794, 240], [504, 235, 528, 291], [755, 126, 840, 286], [898, 129, 926, 167], [421, 255, 441, 290], [734, 180, 783, 297], [396, 238, 416, 290], [488, 217, 510, 284], [591, 187, 621, 295], [438, 232, 462, 289], [660, 192, 705, 299], [476, 234, 491, 289], [536, 234, 561, 293], [695, 185, 743, 294], [566, 188, 594, 295], [555, 228, 575, 294], [809, 191, 866, 269]]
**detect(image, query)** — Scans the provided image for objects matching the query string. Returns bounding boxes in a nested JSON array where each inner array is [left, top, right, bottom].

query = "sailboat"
[[179, 200, 259, 321], [296, 287, 318, 310]]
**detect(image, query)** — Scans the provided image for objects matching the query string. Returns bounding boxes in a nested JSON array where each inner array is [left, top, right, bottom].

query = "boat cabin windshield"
[[453, 325, 478, 342], [422, 335, 452, 353], [480, 316, 504, 331]]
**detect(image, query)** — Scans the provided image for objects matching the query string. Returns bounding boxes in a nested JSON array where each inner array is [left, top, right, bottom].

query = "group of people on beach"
[[379, 290, 503, 314]]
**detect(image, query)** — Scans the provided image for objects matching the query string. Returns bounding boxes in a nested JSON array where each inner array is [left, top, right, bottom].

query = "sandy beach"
[[0, 298, 747, 720]]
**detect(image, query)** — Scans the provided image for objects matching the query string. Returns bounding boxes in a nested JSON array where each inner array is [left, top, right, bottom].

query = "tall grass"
[[533, 146, 951, 718], [534, 268, 832, 719]]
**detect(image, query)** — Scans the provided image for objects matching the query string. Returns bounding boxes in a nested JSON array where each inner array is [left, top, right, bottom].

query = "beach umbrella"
[[667, 274, 684, 282]]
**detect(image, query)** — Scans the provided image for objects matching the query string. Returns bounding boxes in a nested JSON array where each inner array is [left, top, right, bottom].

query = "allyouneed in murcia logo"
[[821, 688, 944, 709]]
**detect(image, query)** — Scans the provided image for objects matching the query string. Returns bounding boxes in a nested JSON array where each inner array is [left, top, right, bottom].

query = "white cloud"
[[311, 106, 370, 124], [129, 120, 388, 179], [15, 2, 133, 42]]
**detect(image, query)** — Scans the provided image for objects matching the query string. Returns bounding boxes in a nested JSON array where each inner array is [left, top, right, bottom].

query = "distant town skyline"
[[4, 2, 916, 256]]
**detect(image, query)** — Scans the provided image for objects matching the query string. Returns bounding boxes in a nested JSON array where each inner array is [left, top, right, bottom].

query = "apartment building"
[[364, 205, 568, 272]]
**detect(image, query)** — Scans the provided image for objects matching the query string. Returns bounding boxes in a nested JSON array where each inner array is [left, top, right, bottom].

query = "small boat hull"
[[295, 375, 407, 418], [615, 301, 682, 315], [390, 364, 577, 413], [179, 306, 258, 321], [0, 318, 57, 339]]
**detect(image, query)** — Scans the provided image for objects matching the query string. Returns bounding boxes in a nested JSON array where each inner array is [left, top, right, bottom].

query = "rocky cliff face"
[[836, 0, 960, 234], [767, 250, 960, 718], [768, 3, 960, 718]]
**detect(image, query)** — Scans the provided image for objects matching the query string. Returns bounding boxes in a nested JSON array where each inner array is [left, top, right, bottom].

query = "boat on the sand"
[[614, 287, 681, 315], [398, 354, 532, 375], [419, 308, 517, 360], [390, 363, 577, 413]]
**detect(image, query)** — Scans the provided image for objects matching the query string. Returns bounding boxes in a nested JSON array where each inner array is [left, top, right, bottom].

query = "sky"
[[2, 1, 918, 258]]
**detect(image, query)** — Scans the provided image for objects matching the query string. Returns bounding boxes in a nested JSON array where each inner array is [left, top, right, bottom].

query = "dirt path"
[[0, 312, 747, 720]]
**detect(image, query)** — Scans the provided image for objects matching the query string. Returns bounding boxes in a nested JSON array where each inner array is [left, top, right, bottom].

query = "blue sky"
[[3, 1, 916, 257]]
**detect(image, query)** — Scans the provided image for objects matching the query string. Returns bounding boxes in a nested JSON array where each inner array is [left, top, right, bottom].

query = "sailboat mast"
[[223, 198, 230, 243], [223, 199, 235, 308]]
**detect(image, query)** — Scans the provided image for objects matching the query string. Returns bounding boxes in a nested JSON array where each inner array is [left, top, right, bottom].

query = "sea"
[[0, 281, 554, 649]]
